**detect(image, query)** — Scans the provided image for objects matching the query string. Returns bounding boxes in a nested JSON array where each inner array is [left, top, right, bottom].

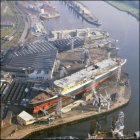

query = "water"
[[28, 1, 139, 139]]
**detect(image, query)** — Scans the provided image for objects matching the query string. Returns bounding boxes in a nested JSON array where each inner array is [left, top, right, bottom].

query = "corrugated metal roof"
[[6, 40, 58, 71]]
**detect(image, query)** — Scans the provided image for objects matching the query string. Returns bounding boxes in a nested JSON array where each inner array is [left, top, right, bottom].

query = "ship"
[[65, 1, 101, 26], [86, 112, 140, 139], [28, 58, 126, 113]]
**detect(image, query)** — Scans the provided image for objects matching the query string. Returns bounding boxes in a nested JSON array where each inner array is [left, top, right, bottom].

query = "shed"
[[17, 111, 36, 125]]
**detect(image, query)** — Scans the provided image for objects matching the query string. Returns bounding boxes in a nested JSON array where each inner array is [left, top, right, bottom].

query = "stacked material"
[[61, 100, 86, 113]]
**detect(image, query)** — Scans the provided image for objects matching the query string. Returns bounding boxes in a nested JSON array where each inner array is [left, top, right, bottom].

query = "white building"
[[28, 69, 54, 80], [17, 111, 36, 125], [40, 8, 45, 14], [33, 22, 45, 33]]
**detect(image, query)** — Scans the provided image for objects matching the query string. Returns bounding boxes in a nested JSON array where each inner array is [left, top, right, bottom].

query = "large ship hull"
[[30, 68, 117, 113], [66, 1, 101, 26], [28, 58, 127, 113]]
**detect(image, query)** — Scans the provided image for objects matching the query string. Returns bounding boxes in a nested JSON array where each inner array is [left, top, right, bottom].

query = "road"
[[12, 1, 31, 44], [18, 15, 31, 44]]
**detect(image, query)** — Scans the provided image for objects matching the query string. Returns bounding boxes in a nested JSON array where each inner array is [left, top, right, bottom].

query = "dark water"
[[29, 1, 139, 139]]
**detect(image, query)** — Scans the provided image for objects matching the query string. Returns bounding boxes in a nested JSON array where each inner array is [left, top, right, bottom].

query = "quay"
[[4, 73, 131, 139]]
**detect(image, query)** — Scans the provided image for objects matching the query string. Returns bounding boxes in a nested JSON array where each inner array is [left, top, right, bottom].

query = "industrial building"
[[1, 22, 15, 28], [1, 40, 58, 80], [17, 111, 35, 125], [47, 28, 109, 41], [32, 22, 45, 33]]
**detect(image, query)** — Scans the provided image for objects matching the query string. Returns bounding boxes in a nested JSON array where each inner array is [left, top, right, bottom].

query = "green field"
[[106, 1, 139, 20], [1, 1, 25, 49], [2, 34, 21, 48], [1, 28, 15, 38], [1, 1, 15, 39]]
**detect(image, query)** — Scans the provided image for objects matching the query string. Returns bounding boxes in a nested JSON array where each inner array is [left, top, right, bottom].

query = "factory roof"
[[3, 40, 58, 71], [49, 37, 84, 51]]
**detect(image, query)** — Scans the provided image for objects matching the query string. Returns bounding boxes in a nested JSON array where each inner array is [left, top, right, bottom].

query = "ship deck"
[[29, 92, 53, 104], [54, 58, 119, 88]]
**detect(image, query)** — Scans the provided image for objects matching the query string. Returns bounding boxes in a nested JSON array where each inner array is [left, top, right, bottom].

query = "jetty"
[[4, 72, 131, 139]]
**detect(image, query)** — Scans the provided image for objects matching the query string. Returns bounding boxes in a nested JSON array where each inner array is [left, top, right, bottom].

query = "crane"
[[67, 37, 77, 51], [112, 111, 125, 139], [55, 89, 75, 118]]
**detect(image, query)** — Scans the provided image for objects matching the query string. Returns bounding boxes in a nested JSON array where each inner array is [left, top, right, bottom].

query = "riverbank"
[[4, 73, 131, 139], [105, 1, 139, 20]]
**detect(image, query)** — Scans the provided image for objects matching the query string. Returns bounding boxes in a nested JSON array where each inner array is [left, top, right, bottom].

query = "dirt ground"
[[1, 124, 17, 139]]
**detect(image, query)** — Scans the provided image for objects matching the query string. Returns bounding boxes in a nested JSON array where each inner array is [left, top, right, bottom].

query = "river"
[[28, 1, 139, 139]]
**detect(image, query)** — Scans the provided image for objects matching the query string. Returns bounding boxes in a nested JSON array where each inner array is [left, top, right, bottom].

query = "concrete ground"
[[1, 124, 17, 139]]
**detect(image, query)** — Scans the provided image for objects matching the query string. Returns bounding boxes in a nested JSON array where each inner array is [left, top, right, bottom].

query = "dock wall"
[[5, 98, 130, 139]]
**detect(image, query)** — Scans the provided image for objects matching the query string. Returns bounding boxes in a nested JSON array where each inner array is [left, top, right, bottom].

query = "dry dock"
[[4, 73, 131, 139]]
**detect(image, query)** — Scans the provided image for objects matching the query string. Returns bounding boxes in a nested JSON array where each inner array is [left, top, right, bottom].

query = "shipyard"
[[0, 1, 139, 140]]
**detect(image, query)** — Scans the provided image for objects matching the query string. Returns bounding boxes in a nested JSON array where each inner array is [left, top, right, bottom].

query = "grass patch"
[[2, 34, 21, 48], [1, 1, 25, 48], [106, 1, 139, 20], [1, 28, 14, 38]]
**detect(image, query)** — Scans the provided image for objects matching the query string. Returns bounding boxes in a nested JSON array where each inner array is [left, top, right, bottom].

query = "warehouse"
[[17, 111, 36, 125], [1, 40, 58, 80]]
